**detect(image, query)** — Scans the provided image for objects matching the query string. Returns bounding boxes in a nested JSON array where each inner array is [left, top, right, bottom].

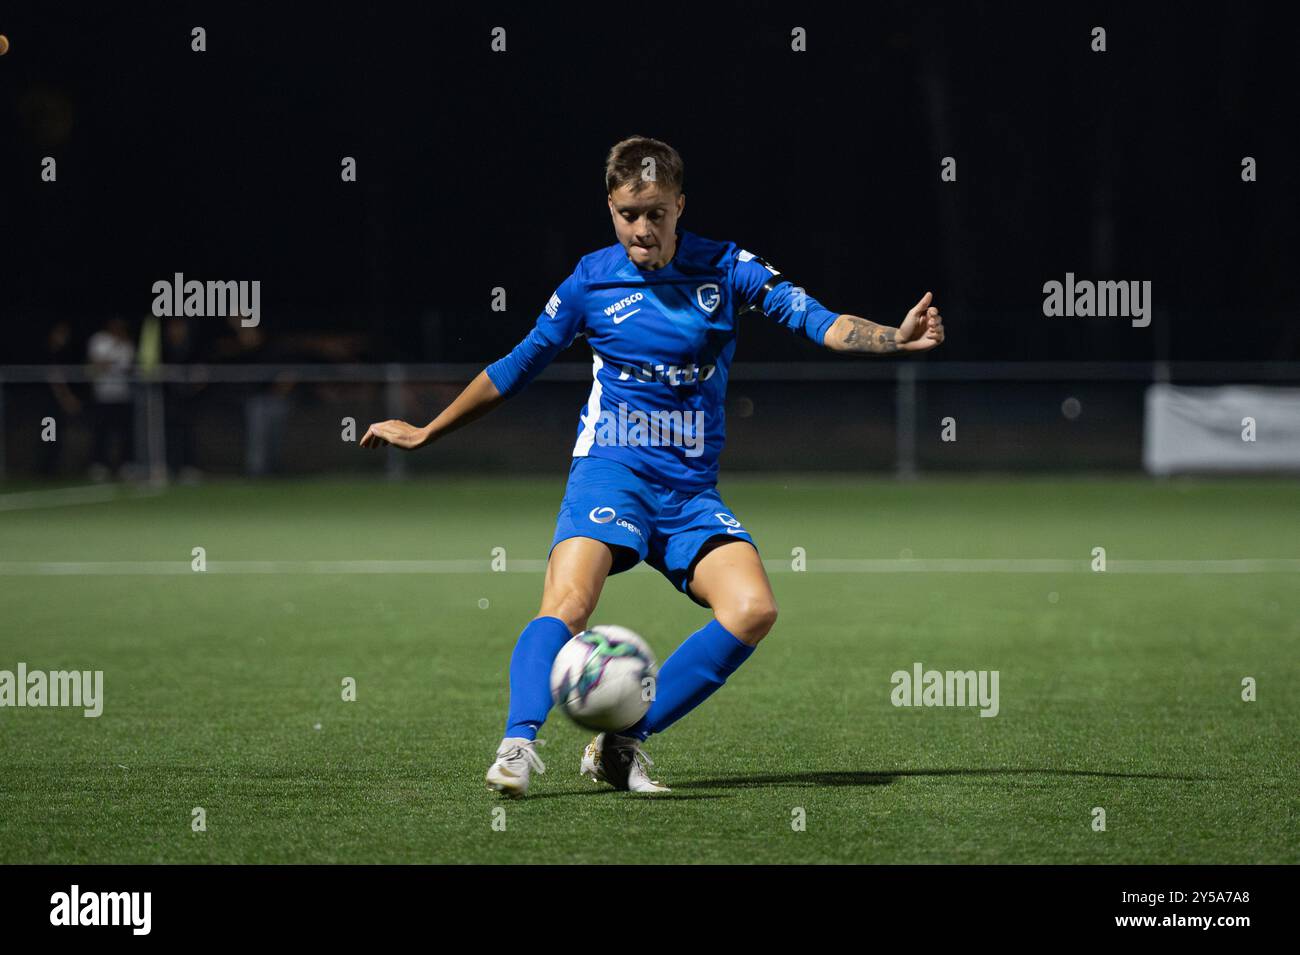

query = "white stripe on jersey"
[[572, 352, 605, 457]]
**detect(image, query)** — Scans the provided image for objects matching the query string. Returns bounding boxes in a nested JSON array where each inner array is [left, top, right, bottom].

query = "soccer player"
[[361, 136, 945, 796]]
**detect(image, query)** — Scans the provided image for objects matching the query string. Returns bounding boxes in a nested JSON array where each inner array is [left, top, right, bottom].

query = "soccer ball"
[[550, 625, 657, 732]]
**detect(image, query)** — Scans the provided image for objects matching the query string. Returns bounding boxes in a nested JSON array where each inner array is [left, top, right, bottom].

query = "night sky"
[[5, 2, 1298, 364]]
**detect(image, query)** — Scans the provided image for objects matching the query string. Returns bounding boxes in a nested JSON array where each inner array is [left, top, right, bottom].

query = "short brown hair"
[[605, 136, 684, 195]]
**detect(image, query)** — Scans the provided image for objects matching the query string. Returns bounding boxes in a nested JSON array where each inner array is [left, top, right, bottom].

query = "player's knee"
[[717, 593, 778, 645], [538, 586, 598, 633]]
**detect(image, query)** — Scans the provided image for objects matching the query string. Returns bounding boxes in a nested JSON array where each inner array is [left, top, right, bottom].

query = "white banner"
[[1144, 384, 1300, 474]]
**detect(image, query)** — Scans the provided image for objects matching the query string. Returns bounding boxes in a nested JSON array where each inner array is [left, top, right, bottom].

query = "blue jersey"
[[485, 229, 839, 491]]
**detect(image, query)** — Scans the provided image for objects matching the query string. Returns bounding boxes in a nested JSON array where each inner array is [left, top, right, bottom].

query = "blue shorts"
[[549, 456, 757, 607]]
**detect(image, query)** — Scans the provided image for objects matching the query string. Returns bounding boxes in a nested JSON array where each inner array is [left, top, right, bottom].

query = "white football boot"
[[580, 732, 671, 793], [485, 737, 546, 797]]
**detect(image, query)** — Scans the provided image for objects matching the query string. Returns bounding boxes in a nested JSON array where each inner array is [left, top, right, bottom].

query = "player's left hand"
[[897, 291, 945, 351], [360, 419, 432, 450]]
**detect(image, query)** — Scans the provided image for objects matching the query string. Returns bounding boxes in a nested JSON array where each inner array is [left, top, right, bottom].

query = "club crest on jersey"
[[695, 283, 721, 314]]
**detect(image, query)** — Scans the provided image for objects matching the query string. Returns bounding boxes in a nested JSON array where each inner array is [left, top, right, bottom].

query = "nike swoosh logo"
[[612, 308, 641, 325], [726, 527, 746, 534]]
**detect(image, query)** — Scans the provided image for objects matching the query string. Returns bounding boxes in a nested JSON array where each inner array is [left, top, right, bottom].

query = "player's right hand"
[[360, 419, 432, 450], [897, 291, 945, 352]]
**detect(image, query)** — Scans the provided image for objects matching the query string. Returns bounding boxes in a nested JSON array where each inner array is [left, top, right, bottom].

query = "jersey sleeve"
[[485, 271, 586, 398], [729, 247, 840, 346]]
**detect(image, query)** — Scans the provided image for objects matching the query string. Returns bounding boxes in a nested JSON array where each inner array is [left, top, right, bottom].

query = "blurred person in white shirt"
[[86, 317, 136, 480]]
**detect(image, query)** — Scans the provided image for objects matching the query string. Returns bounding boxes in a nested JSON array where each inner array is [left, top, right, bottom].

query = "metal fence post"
[[147, 381, 167, 485]]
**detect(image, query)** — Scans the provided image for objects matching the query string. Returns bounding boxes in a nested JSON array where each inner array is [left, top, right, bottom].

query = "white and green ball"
[[550, 625, 658, 732]]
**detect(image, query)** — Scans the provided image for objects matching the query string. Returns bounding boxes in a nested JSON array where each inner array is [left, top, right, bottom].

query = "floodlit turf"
[[0, 476, 1297, 864]]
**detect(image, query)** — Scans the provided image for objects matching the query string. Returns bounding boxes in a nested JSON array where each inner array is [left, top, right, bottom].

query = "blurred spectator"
[[86, 317, 135, 480], [214, 315, 293, 477], [162, 317, 205, 482], [39, 321, 85, 476]]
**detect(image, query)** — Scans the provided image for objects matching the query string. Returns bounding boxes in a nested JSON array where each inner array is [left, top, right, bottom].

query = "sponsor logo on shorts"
[[715, 512, 746, 535], [585, 506, 643, 540]]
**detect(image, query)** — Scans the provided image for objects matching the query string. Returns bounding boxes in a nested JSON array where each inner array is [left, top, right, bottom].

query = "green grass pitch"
[[1, 475, 1296, 864]]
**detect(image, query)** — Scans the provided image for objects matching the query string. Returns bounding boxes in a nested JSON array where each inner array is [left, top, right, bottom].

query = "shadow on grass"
[[523, 788, 732, 802], [672, 767, 1219, 789], [492, 767, 1218, 800]]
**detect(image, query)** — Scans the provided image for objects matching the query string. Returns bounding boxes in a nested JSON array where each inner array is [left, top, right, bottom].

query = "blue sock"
[[503, 616, 572, 740], [625, 619, 755, 741]]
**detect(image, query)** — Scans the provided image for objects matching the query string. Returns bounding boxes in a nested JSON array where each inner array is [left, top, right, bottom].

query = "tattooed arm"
[[824, 314, 903, 353], [823, 292, 945, 355]]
